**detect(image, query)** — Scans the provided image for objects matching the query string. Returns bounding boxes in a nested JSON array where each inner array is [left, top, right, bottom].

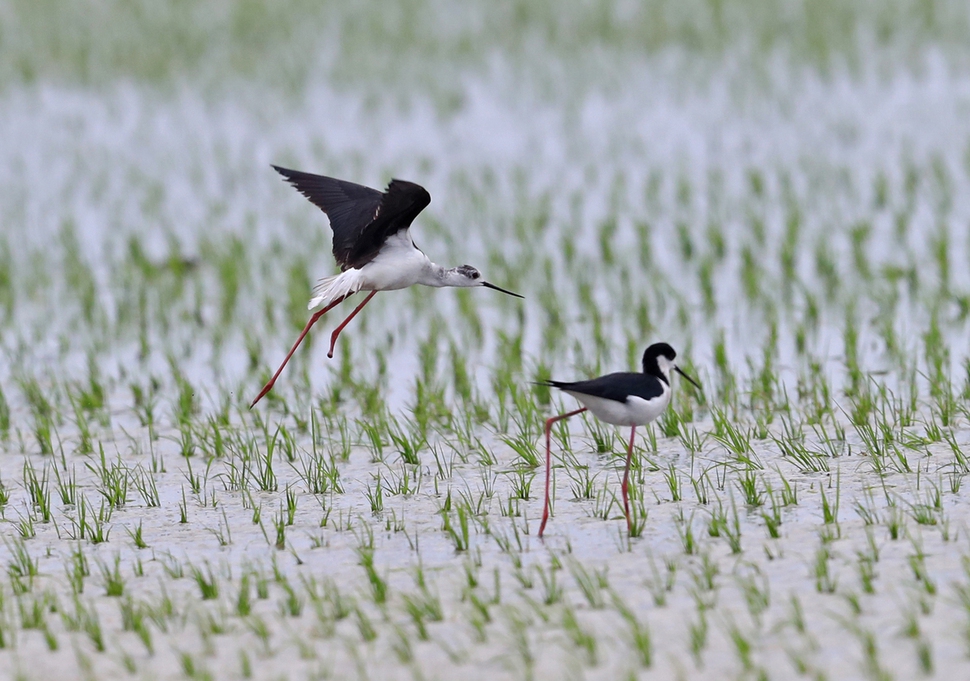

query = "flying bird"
[[250, 166, 522, 407], [537, 342, 700, 537]]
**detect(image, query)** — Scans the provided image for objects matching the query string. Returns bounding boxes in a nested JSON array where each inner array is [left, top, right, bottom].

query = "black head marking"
[[641, 342, 677, 379], [456, 264, 481, 280]]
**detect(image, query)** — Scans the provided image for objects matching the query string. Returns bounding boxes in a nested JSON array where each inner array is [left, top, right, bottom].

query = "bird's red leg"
[[327, 290, 378, 359], [622, 426, 637, 533], [250, 295, 348, 408], [538, 407, 587, 538]]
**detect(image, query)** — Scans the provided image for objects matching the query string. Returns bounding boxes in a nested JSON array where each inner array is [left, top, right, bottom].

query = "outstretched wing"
[[541, 372, 664, 403], [273, 166, 430, 270]]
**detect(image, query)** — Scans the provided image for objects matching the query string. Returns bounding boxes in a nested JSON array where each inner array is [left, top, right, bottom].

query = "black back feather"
[[540, 373, 664, 404], [273, 166, 431, 270]]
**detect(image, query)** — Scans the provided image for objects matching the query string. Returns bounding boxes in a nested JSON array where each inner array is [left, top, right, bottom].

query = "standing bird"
[[536, 342, 700, 537], [250, 166, 523, 408]]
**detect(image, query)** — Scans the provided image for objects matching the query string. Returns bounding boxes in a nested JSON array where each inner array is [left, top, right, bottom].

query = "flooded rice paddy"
[[3, 1, 970, 679]]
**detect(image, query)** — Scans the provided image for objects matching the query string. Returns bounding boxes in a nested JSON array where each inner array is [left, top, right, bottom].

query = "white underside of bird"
[[562, 386, 672, 427], [308, 231, 434, 309]]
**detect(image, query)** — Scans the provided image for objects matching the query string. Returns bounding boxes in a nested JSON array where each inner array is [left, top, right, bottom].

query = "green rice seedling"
[[722, 498, 743, 554], [727, 618, 755, 671], [820, 473, 840, 525], [916, 637, 933, 674], [86, 445, 129, 508], [119, 597, 153, 653], [813, 546, 837, 593], [0, 474, 8, 518], [354, 604, 377, 642], [761, 490, 782, 539], [67, 544, 89, 595], [285, 485, 298, 524], [16, 514, 35, 540], [132, 468, 159, 507], [98, 554, 125, 596], [365, 472, 385, 514], [17, 590, 54, 632], [442, 503, 470, 552], [688, 610, 708, 666], [391, 623, 414, 663], [908, 538, 936, 596], [643, 554, 676, 607], [402, 570, 443, 639], [534, 562, 562, 606], [844, 590, 862, 617], [658, 407, 681, 438], [191, 563, 219, 600], [773, 433, 829, 472], [252, 435, 279, 493], [53, 464, 77, 506], [63, 597, 105, 652], [778, 469, 799, 506], [503, 605, 535, 680], [691, 469, 711, 505], [677, 512, 698, 555], [565, 462, 596, 500], [853, 486, 880, 525], [628, 496, 648, 538], [843, 622, 892, 681], [207, 507, 232, 547], [160, 553, 184, 580], [586, 418, 617, 454], [612, 592, 652, 668], [125, 520, 148, 549], [507, 469, 534, 500], [130, 380, 159, 433], [387, 461, 421, 497], [663, 463, 682, 502], [234, 574, 252, 617], [562, 603, 596, 666], [886, 504, 904, 540], [389, 420, 425, 466], [355, 535, 388, 606], [245, 615, 272, 655], [736, 470, 765, 507], [22, 460, 52, 522], [178, 486, 188, 524], [736, 565, 770, 626], [179, 651, 213, 681], [293, 451, 343, 496], [0, 384, 10, 441], [502, 433, 541, 470], [279, 578, 304, 617], [712, 407, 757, 464], [707, 501, 726, 539], [907, 501, 938, 527], [899, 607, 921, 640], [273, 505, 287, 549], [567, 559, 608, 609], [6, 537, 38, 593]]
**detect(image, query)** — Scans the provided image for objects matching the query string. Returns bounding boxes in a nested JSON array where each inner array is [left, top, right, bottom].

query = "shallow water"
[[4, 3, 970, 679]]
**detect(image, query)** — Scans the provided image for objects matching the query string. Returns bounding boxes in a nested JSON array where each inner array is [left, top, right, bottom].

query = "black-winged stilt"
[[250, 166, 522, 408], [537, 342, 700, 537]]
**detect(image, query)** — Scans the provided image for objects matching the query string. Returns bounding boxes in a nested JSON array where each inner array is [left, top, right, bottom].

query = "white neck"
[[417, 262, 447, 288]]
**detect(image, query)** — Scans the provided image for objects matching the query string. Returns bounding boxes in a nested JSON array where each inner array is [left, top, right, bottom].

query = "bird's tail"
[[308, 270, 364, 310]]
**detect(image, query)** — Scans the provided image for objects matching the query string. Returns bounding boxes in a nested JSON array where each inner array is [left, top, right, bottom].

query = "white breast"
[[565, 385, 671, 427], [359, 231, 430, 291]]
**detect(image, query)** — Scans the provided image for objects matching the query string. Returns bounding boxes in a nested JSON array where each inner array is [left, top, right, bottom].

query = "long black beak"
[[674, 366, 701, 391], [482, 281, 524, 299]]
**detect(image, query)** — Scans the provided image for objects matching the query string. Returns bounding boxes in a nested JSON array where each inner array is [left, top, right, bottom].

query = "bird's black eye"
[[472, 271, 480, 279]]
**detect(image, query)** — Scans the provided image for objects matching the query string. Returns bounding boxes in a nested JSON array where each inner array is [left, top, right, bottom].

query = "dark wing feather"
[[353, 179, 431, 265], [273, 166, 430, 270], [542, 372, 664, 404]]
